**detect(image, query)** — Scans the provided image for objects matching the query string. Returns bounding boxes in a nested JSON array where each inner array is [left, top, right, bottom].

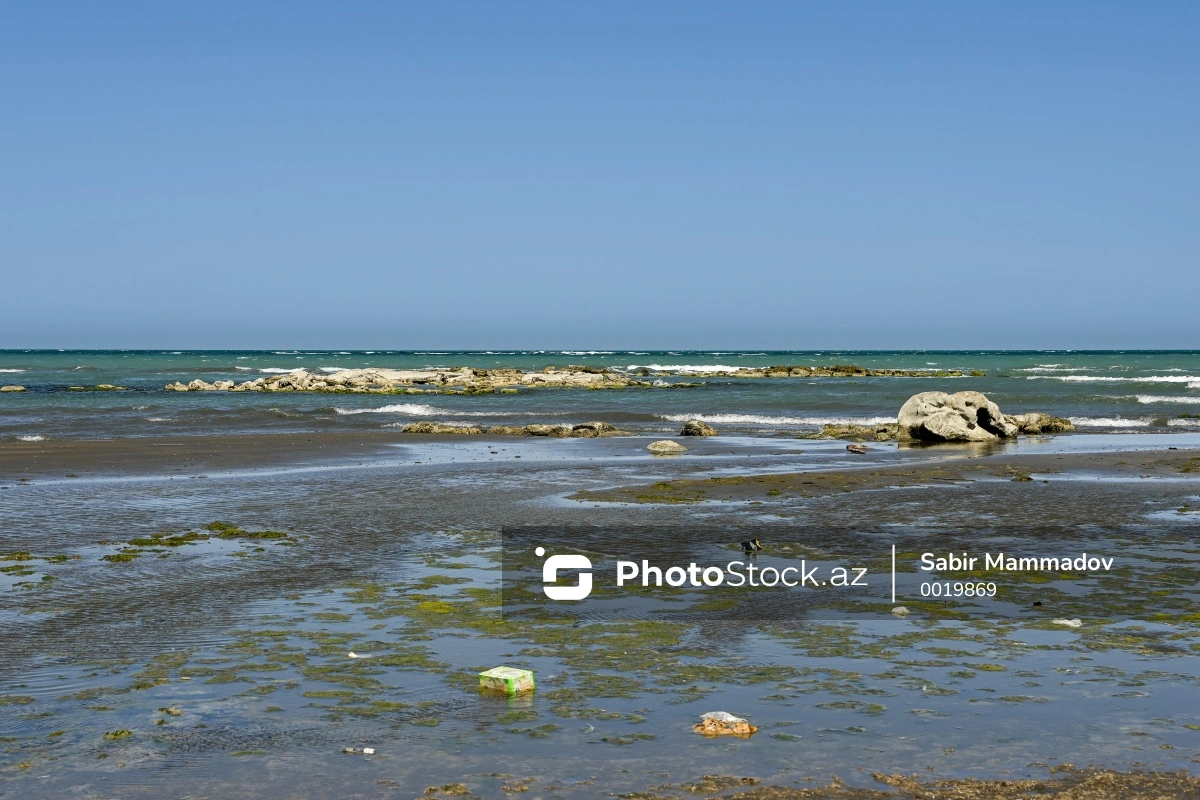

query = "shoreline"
[[5, 428, 1200, 482]]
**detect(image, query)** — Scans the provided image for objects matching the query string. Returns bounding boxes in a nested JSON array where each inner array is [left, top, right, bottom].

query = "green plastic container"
[[478, 666, 535, 694]]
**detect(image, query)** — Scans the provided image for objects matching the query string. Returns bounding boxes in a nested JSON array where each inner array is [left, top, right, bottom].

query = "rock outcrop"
[[571, 421, 617, 437], [166, 367, 649, 394], [400, 422, 483, 435], [0, 385, 25, 392], [816, 423, 899, 441], [162, 364, 971, 394], [897, 391, 1074, 442], [522, 424, 571, 437], [679, 419, 717, 436], [647, 440, 688, 454], [1007, 412, 1075, 435], [482, 422, 620, 438]]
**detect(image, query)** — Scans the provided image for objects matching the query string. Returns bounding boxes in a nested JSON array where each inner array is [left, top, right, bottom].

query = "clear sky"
[[2, 2, 1197, 349]]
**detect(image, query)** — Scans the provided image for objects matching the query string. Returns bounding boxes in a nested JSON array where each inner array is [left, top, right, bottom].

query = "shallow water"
[[2, 436, 1199, 795], [4, 350, 1200, 441]]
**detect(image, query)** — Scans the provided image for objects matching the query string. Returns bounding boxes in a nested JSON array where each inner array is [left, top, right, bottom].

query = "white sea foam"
[[1015, 367, 1086, 372], [1169, 418, 1200, 427], [146, 417, 172, 422], [627, 364, 741, 373], [1136, 395, 1200, 404], [1028, 375, 1200, 383], [235, 366, 253, 371], [659, 413, 897, 426], [1068, 417, 1151, 428], [17, 435, 45, 441], [335, 404, 441, 416], [0, 369, 25, 373], [561, 351, 614, 355], [258, 368, 305, 374], [319, 367, 347, 373]]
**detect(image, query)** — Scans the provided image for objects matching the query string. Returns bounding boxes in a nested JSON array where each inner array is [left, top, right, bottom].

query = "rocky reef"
[[398, 421, 624, 438], [166, 366, 648, 394], [163, 364, 969, 393], [679, 419, 718, 436]]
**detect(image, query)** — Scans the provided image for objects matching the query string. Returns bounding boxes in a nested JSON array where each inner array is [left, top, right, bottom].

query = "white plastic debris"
[[362, 747, 375, 755], [1052, 618, 1083, 628], [342, 746, 375, 755], [347, 652, 359, 658], [891, 606, 911, 617]]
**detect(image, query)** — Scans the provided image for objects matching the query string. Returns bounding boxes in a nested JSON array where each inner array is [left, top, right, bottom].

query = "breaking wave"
[[16, 435, 45, 441], [334, 404, 495, 417], [1028, 375, 1200, 383], [1135, 395, 1200, 404], [1067, 417, 1151, 428], [626, 364, 741, 373]]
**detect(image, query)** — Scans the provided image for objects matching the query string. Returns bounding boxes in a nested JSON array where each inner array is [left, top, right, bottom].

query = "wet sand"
[[573, 446, 1200, 504], [627, 768, 1200, 799], [0, 431, 416, 479], [3, 433, 1200, 796]]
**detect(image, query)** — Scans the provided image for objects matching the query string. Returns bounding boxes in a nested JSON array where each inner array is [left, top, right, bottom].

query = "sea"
[[3, 349, 1200, 441]]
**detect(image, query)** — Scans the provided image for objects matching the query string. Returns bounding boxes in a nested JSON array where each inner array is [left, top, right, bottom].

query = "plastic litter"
[[1052, 618, 1083, 628], [342, 747, 375, 755], [891, 606, 911, 617], [479, 666, 536, 694]]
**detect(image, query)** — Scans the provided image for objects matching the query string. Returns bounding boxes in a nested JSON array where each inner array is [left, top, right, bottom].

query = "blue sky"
[[2, 2, 1197, 349]]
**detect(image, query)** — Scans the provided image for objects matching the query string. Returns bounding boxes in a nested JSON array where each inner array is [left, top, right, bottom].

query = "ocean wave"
[[319, 367, 347, 373], [235, 366, 253, 371], [0, 369, 25, 373], [1015, 367, 1086, 372], [258, 368, 305, 374], [560, 351, 614, 355], [16, 435, 45, 441], [1068, 417, 1151, 428], [335, 404, 441, 415], [1169, 418, 1200, 427], [1028, 375, 1200, 383], [146, 417, 172, 422], [627, 364, 742, 373], [1135, 395, 1200, 404], [659, 413, 897, 426]]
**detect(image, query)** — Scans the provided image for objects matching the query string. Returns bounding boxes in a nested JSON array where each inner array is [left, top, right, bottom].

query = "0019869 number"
[[920, 581, 997, 598]]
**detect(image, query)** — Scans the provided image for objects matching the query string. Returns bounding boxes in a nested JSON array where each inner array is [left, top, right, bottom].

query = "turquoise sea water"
[[2, 350, 1200, 440]]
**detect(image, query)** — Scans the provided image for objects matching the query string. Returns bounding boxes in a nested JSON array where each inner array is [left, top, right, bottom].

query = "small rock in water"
[[846, 444, 869, 454], [679, 419, 718, 436], [342, 746, 374, 755], [891, 606, 911, 617], [1052, 618, 1083, 628], [695, 711, 757, 737], [647, 440, 688, 455], [347, 652, 359, 659]]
